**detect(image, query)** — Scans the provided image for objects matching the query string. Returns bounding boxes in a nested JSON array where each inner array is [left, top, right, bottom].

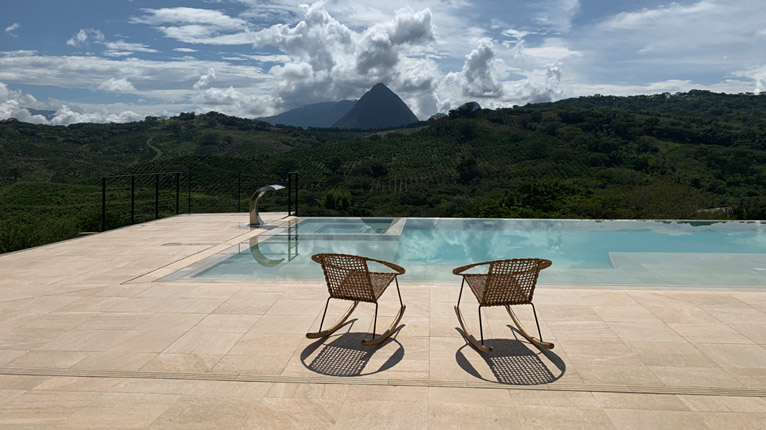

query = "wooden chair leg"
[[361, 278, 405, 346], [505, 305, 554, 350], [454, 279, 492, 353], [455, 304, 493, 353], [361, 303, 405, 346], [306, 300, 358, 339]]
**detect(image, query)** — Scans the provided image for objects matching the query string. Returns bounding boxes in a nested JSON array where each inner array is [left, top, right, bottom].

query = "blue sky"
[[1, 0, 764, 124]]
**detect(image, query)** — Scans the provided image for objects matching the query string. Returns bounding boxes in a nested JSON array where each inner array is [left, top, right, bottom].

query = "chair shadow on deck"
[[455, 326, 566, 385], [300, 320, 405, 377]]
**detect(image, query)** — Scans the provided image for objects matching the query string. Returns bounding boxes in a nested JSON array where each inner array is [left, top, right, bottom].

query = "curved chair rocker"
[[308, 253, 406, 346], [453, 258, 553, 353]]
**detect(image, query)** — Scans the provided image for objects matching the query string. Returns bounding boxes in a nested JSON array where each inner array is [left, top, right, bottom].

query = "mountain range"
[[258, 100, 356, 129], [258, 83, 419, 129]]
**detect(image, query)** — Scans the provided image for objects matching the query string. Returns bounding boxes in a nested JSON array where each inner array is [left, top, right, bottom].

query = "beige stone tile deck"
[[1, 213, 766, 429]]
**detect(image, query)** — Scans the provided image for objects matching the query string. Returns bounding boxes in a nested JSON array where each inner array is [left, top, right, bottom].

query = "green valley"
[[1, 90, 765, 254]]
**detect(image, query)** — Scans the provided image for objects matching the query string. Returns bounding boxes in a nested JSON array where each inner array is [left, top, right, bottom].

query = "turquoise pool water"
[[294, 218, 393, 234], [188, 218, 766, 287]]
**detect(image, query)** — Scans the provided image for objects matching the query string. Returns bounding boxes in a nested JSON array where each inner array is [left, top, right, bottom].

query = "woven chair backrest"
[[316, 254, 376, 302], [483, 258, 550, 306]]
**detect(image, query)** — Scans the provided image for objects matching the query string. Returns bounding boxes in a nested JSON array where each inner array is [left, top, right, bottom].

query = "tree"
[[456, 157, 482, 184], [351, 158, 387, 177], [327, 157, 343, 174], [200, 132, 220, 146], [317, 189, 351, 211]]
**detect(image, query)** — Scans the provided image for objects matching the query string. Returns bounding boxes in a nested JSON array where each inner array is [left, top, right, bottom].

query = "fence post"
[[155, 174, 159, 219], [175, 173, 180, 215], [187, 172, 192, 214], [131, 175, 135, 225], [287, 171, 298, 216], [288, 174, 292, 216], [101, 177, 106, 231]]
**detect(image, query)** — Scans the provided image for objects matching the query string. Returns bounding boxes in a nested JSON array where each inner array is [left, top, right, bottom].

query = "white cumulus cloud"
[[732, 65, 766, 94], [355, 7, 434, 78], [436, 39, 564, 112], [97, 78, 137, 93], [507, 63, 563, 104], [0, 81, 146, 125], [459, 40, 504, 98], [258, 4, 355, 73], [254, 4, 439, 115], [192, 86, 275, 117], [48, 105, 143, 125], [0, 82, 48, 124], [66, 29, 105, 47], [5, 22, 21, 37], [193, 68, 217, 89]]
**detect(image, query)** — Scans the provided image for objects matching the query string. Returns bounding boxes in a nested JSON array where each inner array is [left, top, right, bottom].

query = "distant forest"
[[1, 90, 765, 253]]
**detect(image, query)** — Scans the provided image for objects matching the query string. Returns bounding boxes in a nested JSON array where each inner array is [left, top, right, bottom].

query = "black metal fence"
[[287, 171, 298, 216], [101, 171, 298, 231]]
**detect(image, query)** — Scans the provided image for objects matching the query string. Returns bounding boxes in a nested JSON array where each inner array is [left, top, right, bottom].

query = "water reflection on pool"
[[188, 217, 766, 287]]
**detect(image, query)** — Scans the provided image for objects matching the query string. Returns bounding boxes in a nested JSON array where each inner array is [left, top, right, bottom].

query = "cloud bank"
[[0, 82, 144, 124]]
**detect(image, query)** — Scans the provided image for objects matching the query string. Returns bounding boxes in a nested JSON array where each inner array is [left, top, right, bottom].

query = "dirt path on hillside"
[[146, 136, 162, 161]]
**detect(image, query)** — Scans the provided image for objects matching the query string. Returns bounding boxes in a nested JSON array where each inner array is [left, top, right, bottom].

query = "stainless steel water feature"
[[249, 184, 286, 226]]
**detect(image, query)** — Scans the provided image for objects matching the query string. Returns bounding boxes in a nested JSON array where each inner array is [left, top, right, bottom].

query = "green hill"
[[1, 90, 765, 253]]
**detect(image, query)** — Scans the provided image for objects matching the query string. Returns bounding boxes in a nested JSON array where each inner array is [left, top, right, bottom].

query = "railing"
[[287, 171, 298, 216], [100, 171, 298, 231], [101, 172, 180, 231]]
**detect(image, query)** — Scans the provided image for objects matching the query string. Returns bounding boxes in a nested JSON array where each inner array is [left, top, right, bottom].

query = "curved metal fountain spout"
[[250, 184, 286, 227]]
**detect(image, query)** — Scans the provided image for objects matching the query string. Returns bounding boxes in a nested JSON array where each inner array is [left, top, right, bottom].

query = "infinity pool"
[[183, 218, 766, 287]]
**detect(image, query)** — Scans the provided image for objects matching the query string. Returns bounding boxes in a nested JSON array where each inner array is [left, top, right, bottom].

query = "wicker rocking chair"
[[307, 253, 406, 346], [453, 258, 553, 353]]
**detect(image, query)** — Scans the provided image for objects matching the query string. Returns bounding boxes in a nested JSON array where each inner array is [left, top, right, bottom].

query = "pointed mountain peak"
[[332, 83, 419, 129], [370, 82, 391, 92]]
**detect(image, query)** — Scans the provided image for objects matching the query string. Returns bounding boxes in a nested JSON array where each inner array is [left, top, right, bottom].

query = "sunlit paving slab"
[[1, 213, 766, 429]]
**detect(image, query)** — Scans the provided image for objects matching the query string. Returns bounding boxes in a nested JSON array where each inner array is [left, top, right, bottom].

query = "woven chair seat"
[[464, 274, 529, 306], [464, 274, 488, 300], [464, 272, 534, 306], [370, 272, 397, 300], [459, 259, 550, 307], [308, 253, 406, 346], [454, 258, 554, 352], [330, 271, 396, 302], [312, 253, 405, 303]]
